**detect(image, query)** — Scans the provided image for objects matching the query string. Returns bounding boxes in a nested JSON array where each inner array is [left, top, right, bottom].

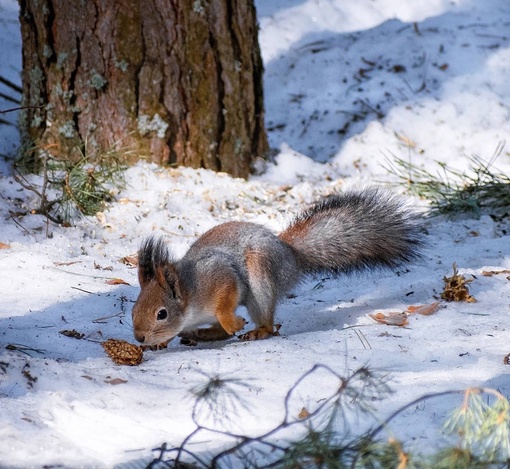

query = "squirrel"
[[132, 189, 424, 346]]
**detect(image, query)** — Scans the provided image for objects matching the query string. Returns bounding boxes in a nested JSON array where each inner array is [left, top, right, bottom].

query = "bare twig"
[[155, 364, 390, 468], [140, 362, 510, 468], [8, 212, 31, 235], [5, 344, 46, 356], [0, 104, 43, 115]]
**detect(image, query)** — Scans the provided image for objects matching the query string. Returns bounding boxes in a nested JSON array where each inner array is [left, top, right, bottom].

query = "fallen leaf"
[[482, 269, 510, 277], [406, 301, 441, 316], [298, 407, 310, 419], [94, 261, 113, 271], [106, 278, 130, 286], [104, 378, 128, 385], [504, 353, 510, 365], [0, 242, 11, 250], [59, 329, 85, 340], [369, 312, 409, 327], [119, 255, 138, 267]]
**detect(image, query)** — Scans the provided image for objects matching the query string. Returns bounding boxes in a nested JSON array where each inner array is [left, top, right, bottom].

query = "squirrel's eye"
[[157, 309, 168, 320]]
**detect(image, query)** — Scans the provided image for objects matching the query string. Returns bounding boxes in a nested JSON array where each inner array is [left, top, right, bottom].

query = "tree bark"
[[18, 0, 268, 178]]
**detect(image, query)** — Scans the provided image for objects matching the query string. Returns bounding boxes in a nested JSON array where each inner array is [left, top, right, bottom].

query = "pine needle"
[[384, 142, 510, 218]]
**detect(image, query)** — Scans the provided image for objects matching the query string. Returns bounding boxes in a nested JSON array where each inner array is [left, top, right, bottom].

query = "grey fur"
[[281, 188, 424, 274]]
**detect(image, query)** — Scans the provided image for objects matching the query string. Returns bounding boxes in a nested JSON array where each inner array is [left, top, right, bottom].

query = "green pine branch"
[[384, 141, 510, 218], [14, 139, 128, 225]]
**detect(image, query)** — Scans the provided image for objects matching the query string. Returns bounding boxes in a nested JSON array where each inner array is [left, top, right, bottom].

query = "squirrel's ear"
[[137, 237, 181, 298], [155, 264, 182, 300], [138, 263, 152, 287], [137, 237, 170, 288]]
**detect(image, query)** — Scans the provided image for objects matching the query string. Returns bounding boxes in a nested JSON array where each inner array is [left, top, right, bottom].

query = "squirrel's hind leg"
[[239, 251, 281, 341], [238, 325, 279, 341]]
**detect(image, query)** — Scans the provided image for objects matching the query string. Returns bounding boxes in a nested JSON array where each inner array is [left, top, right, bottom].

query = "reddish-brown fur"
[[278, 219, 312, 245], [212, 281, 246, 335]]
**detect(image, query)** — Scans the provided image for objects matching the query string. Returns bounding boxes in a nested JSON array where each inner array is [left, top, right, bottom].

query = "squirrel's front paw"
[[238, 324, 281, 341], [140, 340, 171, 351]]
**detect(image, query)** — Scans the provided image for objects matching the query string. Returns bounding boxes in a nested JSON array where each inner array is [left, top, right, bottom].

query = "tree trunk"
[[18, 0, 268, 178]]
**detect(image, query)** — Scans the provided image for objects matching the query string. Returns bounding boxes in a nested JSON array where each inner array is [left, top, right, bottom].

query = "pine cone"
[[102, 339, 143, 366]]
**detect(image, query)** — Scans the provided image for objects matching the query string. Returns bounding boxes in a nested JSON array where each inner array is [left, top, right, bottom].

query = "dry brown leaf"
[[105, 378, 128, 385], [105, 278, 130, 286], [504, 353, 510, 365], [369, 312, 409, 327], [118, 198, 140, 204], [482, 269, 510, 277], [0, 242, 11, 250], [94, 261, 113, 271], [102, 339, 143, 366], [119, 255, 138, 267], [59, 329, 85, 340], [298, 407, 310, 419], [406, 301, 441, 316]]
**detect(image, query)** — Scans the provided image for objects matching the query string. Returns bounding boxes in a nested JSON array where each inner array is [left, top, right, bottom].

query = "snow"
[[1, 0, 509, 467]]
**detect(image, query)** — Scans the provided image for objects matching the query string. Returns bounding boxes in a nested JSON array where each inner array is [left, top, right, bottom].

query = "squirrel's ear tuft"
[[155, 263, 182, 300], [138, 237, 170, 287]]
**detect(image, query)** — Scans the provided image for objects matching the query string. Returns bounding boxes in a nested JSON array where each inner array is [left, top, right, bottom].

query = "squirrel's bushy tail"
[[279, 189, 424, 275]]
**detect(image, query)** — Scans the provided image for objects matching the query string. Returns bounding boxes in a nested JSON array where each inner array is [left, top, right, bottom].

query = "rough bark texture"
[[18, 0, 268, 178]]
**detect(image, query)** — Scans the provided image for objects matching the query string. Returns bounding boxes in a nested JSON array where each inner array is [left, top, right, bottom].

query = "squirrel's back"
[[183, 189, 423, 291], [179, 221, 299, 301]]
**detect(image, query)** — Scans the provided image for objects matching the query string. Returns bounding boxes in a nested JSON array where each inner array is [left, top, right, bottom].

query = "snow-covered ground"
[[1, 0, 509, 466]]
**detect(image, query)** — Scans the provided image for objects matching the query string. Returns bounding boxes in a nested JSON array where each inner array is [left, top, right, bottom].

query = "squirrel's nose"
[[134, 332, 145, 343]]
